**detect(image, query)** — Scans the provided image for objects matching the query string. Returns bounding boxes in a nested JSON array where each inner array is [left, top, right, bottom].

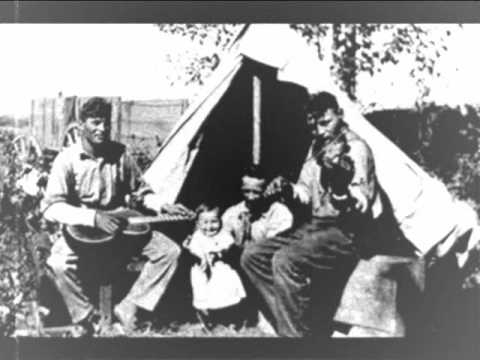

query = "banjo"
[[64, 206, 196, 245]]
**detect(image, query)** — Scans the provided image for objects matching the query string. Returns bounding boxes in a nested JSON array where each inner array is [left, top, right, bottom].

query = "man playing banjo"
[[41, 97, 185, 335]]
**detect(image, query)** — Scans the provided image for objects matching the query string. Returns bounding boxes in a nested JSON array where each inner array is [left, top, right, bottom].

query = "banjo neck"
[[126, 213, 195, 225], [65, 207, 195, 245]]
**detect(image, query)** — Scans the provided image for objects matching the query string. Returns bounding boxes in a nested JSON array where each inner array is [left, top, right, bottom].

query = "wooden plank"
[[41, 99, 47, 149], [75, 96, 81, 123], [50, 98, 56, 149], [123, 101, 133, 138], [252, 75, 262, 165], [30, 99, 35, 136], [98, 284, 112, 328], [110, 97, 122, 141]]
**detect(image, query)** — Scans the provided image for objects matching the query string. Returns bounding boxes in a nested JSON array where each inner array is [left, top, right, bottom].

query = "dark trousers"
[[240, 218, 359, 337]]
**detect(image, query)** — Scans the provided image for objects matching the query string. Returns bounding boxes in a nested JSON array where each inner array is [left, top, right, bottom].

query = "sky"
[[0, 24, 204, 117], [1, 23, 480, 117]]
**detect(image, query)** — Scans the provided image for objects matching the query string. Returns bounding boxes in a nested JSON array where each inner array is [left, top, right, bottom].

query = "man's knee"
[[159, 239, 181, 264], [146, 231, 182, 262], [240, 244, 258, 272], [272, 248, 296, 281], [166, 241, 182, 262]]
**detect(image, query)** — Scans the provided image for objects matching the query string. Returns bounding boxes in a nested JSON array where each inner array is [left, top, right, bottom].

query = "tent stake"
[[253, 75, 261, 165]]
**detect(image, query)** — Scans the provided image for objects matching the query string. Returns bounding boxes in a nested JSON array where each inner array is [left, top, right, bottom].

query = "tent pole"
[[253, 75, 261, 166]]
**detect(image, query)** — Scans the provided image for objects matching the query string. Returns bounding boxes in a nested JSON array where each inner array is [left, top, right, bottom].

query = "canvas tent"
[[144, 24, 479, 258]]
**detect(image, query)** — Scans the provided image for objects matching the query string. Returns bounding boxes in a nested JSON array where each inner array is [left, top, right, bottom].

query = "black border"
[[0, 1, 478, 23], [0, 1, 479, 360], [9, 337, 479, 359]]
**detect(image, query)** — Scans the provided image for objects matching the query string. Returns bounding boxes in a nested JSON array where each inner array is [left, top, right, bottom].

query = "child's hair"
[[195, 202, 221, 221]]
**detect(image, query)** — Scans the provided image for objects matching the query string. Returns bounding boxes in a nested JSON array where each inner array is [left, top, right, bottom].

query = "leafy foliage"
[[157, 24, 242, 86], [158, 24, 457, 102], [292, 24, 456, 100], [418, 104, 480, 207], [0, 130, 40, 336], [126, 134, 156, 172], [366, 103, 480, 213]]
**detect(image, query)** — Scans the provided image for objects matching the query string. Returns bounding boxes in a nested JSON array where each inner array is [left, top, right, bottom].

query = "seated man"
[[222, 166, 294, 331], [241, 92, 383, 337], [222, 166, 293, 247], [42, 97, 182, 335]]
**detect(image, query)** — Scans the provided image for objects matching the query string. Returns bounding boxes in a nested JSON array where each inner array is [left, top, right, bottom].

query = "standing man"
[[240, 92, 383, 337], [42, 97, 182, 335]]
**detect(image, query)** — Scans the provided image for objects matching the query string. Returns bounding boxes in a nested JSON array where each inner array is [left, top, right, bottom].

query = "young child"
[[185, 203, 247, 330]]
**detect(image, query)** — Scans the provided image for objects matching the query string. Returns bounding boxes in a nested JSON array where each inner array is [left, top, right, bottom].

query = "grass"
[[98, 321, 273, 338]]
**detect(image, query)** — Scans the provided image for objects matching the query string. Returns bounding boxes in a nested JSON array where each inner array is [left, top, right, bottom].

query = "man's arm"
[[291, 158, 315, 205], [44, 203, 97, 226], [347, 139, 377, 213], [251, 203, 294, 242], [265, 155, 316, 206], [222, 205, 250, 245], [221, 207, 237, 237]]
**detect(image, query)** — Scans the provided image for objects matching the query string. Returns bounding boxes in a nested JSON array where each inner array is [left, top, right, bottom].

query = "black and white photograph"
[[0, 8, 479, 354]]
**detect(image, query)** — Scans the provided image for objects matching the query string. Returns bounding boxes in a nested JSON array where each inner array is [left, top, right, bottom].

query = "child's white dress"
[[188, 230, 246, 310]]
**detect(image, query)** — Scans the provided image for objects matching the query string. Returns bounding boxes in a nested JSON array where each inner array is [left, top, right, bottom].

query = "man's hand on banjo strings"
[[94, 210, 127, 235], [160, 203, 194, 217]]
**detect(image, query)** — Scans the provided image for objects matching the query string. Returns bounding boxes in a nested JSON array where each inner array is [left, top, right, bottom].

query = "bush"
[[366, 103, 480, 214], [0, 130, 39, 336]]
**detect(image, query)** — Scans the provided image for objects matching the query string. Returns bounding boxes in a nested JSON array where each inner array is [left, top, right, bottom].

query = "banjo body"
[[64, 207, 195, 249]]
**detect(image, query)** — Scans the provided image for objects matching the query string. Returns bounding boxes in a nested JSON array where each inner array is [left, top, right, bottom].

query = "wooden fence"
[[29, 96, 188, 151]]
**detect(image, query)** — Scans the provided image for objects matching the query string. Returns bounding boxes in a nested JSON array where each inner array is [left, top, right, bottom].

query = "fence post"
[[30, 99, 35, 138]]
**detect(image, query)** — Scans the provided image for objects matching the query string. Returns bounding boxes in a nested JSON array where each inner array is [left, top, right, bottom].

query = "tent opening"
[[177, 58, 311, 212]]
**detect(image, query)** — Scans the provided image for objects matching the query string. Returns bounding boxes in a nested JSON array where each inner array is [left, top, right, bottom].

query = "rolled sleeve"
[[347, 140, 376, 204], [292, 158, 315, 205], [43, 202, 96, 226], [251, 203, 294, 242], [264, 204, 294, 239]]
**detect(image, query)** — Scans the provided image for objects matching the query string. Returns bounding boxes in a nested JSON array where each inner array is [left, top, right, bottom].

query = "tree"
[[292, 24, 457, 101], [157, 24, 242, 85], [158, 24, 456, 102]]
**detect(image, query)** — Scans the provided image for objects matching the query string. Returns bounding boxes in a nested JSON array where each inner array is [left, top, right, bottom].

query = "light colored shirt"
[[222, 201, 293, 244], [292, 127, 383, 219], [41, 141, 153, 226]]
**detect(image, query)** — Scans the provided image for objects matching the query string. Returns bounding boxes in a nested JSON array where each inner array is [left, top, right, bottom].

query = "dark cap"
[[79, 97, 111, 122]]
